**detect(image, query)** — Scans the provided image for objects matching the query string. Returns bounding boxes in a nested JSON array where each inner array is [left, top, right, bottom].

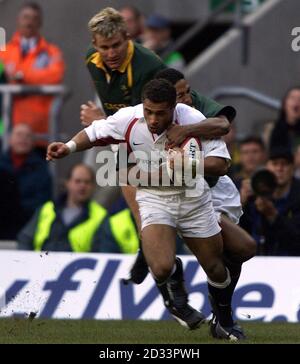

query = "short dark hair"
[[154, 68, 185, 86], [142, 79, 176, 106], [239, 136, 265, 150], [269, 148, 294, 164]]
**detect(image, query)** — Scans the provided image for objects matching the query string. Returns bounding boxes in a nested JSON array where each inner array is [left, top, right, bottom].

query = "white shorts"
[[211, 175, 243, 224], [136, 190, 221, 238]]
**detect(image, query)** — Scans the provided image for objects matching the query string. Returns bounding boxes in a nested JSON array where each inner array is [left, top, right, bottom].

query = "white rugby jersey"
[[84, 103, 231, 197]]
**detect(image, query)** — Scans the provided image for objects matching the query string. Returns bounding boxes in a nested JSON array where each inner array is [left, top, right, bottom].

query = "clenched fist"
[[46, 142, 70, 161], [166, 124, 187, 149]]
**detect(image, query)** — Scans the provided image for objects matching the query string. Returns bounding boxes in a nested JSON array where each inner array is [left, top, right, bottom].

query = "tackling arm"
[[204, 156, 230, 176], [166, 115, 230, 148]]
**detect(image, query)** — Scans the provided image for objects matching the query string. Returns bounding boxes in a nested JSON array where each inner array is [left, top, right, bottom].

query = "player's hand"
[[46, 142, 70, 161], [80, 101, 105, 127], [166, 125, 188, 149]]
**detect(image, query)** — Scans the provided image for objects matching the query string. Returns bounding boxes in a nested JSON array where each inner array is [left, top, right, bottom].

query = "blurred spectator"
[[294, 145, 300, 179], [269, 87, 300, 153], [0, 169, 22, 239], [0, 61, 6, 140], [97, 207, 139, 254], [0, 2, 65, 150], [119, 5, 145, 42], [143, 14, 186, 71], [18, 164, 108, 252], [0, 124, 52, 229], [232, 137, 267, 205], [240, 148, 300, 256]]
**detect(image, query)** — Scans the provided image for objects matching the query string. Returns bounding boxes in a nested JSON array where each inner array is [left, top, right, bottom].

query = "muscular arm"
[[46, 130, 94, 161], [71, 130, 93, 151], [204, 156, 229, 176], [47, 107, 130, 160], [185, 115, 230, 138], [166, 115, 230, 148]]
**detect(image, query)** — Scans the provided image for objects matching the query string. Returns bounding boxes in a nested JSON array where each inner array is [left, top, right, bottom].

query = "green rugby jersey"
[[191, 90, 236, 122], [86, 40, 166, 116], [0, 62, 5, 135]]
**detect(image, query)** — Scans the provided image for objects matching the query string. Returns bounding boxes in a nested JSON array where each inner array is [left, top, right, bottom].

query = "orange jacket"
[[0, 32, 65, 141]]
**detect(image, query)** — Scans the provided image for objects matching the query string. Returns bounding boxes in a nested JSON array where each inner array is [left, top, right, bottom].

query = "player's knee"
[[150, 261, 174, 281], [203, 260, 225, 282]]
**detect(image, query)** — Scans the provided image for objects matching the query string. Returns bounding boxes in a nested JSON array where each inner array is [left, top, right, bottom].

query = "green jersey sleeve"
[[191, 90, 236, 122]]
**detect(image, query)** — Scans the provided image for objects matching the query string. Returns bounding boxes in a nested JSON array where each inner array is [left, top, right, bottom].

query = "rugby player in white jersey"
[[47, 79, 245, 340]]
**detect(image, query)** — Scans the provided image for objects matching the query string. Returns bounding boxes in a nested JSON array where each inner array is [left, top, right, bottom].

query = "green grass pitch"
[[0, 319, 299, 344]]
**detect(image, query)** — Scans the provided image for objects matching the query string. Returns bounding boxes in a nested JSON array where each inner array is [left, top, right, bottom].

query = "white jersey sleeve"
[[175, 103, 206, 125], [84, 105, 143, 142], [202, 139, 231, 161]]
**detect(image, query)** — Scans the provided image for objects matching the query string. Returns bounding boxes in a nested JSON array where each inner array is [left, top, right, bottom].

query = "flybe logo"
[[2, 257, 299, 322]]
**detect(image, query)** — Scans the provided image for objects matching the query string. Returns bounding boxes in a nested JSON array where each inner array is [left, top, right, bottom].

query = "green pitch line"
[[0, 319, 299, 344]]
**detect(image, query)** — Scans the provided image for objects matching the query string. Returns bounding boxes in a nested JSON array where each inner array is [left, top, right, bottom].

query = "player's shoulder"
[[133, 42, 165, 66], [85, 46, 97, 62], [175, 103, 206, 125]]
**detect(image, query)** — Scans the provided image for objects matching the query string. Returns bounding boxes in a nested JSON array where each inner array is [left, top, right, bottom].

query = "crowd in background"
[[0, 2, 299, 256]]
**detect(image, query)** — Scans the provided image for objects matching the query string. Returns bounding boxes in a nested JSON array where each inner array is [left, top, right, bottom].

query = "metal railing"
[[0, 84, 69, 151], [209, 86, 281, 110], [161, 0, 243, 61]]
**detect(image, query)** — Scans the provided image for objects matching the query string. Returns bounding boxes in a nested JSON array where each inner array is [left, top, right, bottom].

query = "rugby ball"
[[166, 137, 202, 186]]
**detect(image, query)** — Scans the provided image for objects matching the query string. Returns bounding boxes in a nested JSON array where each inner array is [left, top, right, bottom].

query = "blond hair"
[[88, 7, 127, 38]]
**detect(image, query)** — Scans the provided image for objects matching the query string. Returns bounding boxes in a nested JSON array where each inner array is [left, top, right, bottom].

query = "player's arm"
[[202, 137, 231, 176], [46, 129, 94, 161], [167, 116, 230, 148], [185, 115, 230, 138], [47, 108, 132, 161], [204, 156, 229, 176]]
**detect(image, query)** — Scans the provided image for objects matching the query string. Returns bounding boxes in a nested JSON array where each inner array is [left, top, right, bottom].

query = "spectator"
[[143, 14, 186, 71], [0, 2, 65, 150], [119, 5, 145, 43], [269, 86, 300, 153], [294, 145, 300, 179], [240, 148, 300, 256], [232, 136, 267, 205], [18, 164, 107, 252], [0, 169, 22, 239], [0, 124, 52, 229], [0, 61, 6, 141]]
